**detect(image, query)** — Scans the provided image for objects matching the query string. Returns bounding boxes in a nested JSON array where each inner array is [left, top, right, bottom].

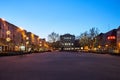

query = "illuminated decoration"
[[39, 44, 42, 47], [19, 27, 24, 30], [118, 42, 120, 48], [6, 37, 11, 42], [105, 44, 108, 47], [98, 45, 101, 48], [1, 18, 5, 21], [40, 41, 42, 43], [26, 37, 29, 40], [15, 46, 19, 51], [31, 33, 35, 43], [6, 30, 11, 35], [94, 48, 97, 51], [84, 46, 88, 50], [107, 36, 116, 40], [26, 41, 29, 44], [23, 35, 26, 38], [38, 37, 40, 40], [81, 47, 83, 50]]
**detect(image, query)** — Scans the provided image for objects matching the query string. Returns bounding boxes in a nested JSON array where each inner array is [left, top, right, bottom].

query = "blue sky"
[[0, 0, 120, 40]]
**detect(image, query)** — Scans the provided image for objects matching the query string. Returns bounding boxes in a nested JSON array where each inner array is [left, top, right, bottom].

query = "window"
[[71, 43, 74, 45], [68, 43, 71, 45], [64, 37, 71, 40], [65, 43, 67, 45]]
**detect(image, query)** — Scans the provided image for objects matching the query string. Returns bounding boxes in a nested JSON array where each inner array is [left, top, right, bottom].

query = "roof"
[[60, 33, 75, 37]]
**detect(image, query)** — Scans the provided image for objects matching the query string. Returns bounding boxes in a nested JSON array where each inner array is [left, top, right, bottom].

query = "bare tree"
[[48, 32, 59, 43], [89, 27, 99, 40], [79, 27, 99, 50], [89, 27, 99, 49], [79, 31, 90, 47], [48, 32, 60, 50]]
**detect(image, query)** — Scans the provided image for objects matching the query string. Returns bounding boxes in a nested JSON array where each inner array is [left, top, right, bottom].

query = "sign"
[[107, 36, 116, 40]]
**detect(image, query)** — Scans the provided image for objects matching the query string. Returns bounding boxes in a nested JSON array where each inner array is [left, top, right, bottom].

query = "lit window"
[[68, 43, 70, 45], [65, 43, 67, 45], [71, 43, 74, 45]]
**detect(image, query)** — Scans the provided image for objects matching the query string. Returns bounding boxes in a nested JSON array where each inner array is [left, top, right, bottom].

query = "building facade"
[[39, 39, 50, 51], [96, 26, 120, 53], [117, 27, 120, 51], [60, 34, 75, 51], [0, 18, 48, 52], [0, 18, 8, 51]]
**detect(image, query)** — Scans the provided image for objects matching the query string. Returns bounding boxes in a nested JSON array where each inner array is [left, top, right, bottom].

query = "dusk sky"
[[0, 0, 120, 40]]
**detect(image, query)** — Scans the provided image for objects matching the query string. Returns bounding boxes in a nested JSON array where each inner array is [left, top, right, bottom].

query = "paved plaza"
[[0, 52, 120, 80]]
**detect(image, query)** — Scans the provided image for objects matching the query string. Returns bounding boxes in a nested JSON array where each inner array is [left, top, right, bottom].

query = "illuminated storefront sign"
[[107, 36, 116, 40]]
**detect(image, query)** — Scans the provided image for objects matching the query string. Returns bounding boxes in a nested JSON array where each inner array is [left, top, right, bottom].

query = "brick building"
[[0, 18, 48, 52], [96, 26, 120, 53]]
